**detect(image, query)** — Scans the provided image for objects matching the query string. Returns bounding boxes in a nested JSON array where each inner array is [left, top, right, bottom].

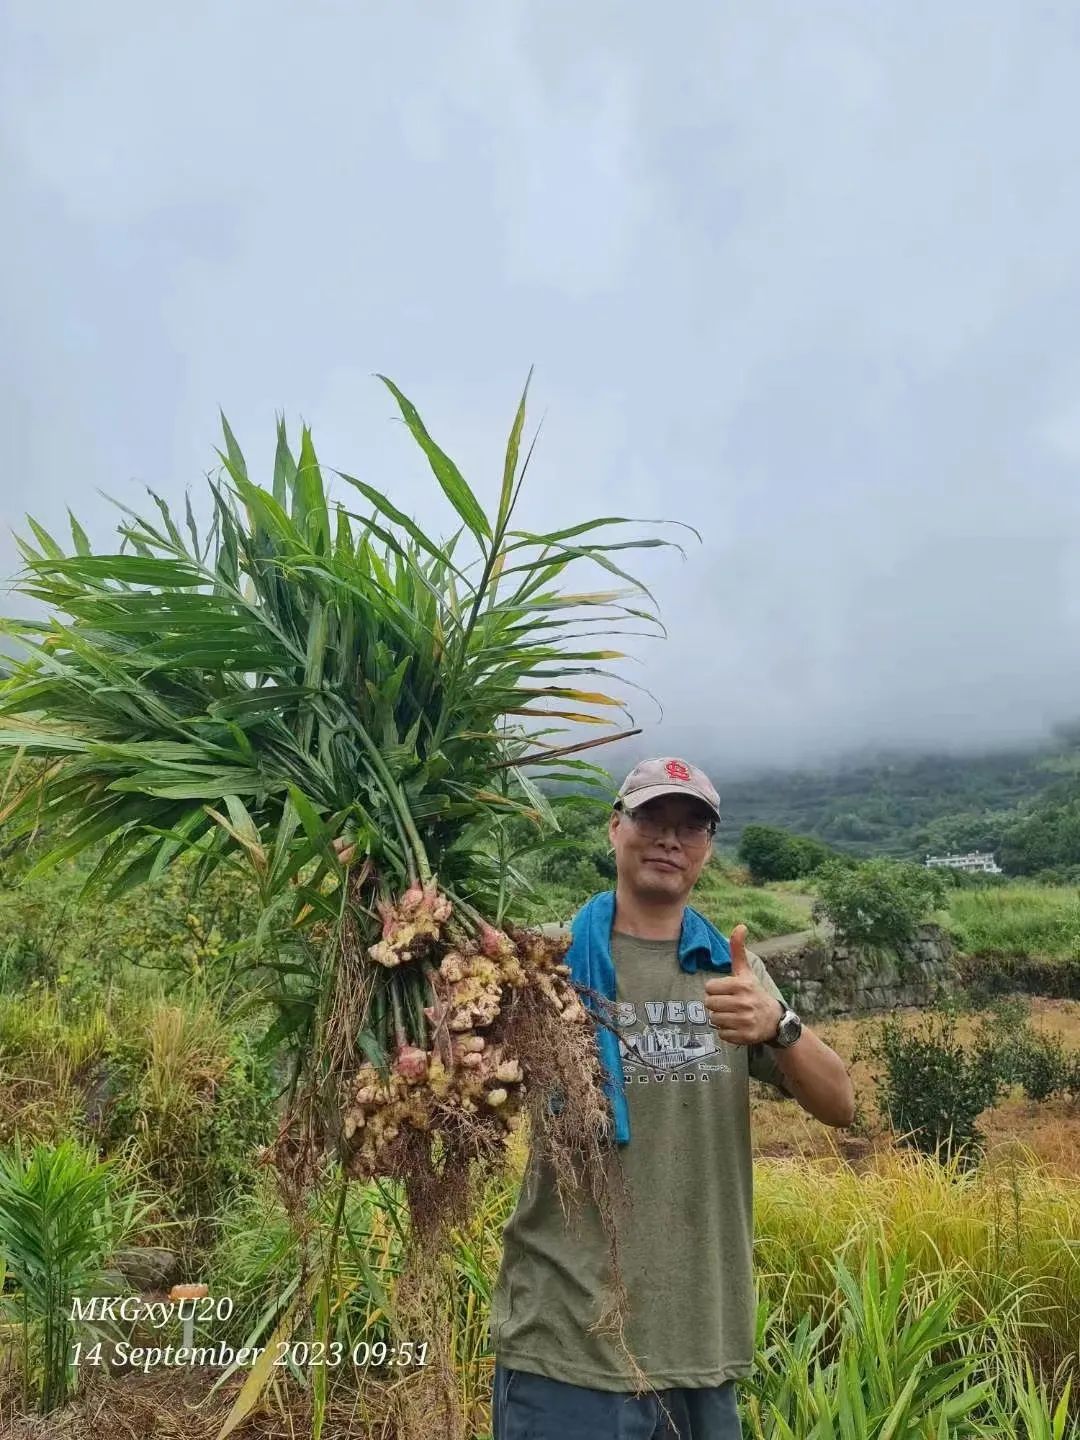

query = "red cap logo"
[[665, 760, 692, 781]]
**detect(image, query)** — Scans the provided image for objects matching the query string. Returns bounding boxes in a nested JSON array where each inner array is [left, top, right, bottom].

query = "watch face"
[[778, 1011, 801, 1045]]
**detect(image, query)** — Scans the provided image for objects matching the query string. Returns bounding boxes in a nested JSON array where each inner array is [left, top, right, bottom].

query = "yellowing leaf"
[[512, 688, 623, 707], [204, 804, 268, 875], [505, 708, 616, 725], [215, 1267, 323, 1439]]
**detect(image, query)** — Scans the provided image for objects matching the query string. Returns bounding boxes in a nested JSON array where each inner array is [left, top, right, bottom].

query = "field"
[[938, 882, 1080, 961], [752, 998, 1080, 1173], [0, 865, 1079, 1438]]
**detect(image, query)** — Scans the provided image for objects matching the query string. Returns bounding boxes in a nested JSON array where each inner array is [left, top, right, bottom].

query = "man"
[[488, 757, 855, 1440]]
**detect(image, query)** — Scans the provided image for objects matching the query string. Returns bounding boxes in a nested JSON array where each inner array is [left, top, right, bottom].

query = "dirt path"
[[752, 919, 834, 957]]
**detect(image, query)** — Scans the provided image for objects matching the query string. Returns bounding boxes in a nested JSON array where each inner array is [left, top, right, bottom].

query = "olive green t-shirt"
[[489, 929, 793, 1391]]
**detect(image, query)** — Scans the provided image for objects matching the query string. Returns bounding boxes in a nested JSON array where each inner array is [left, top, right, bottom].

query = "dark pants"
[[492, 1361, 743, 1440]]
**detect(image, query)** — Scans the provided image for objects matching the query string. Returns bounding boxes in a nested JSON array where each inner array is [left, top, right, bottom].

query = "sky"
[[3, 1, 1080, 783]]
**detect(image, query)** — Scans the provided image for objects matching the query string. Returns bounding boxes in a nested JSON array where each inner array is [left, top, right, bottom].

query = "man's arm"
[[705, 925, 856, 1129], [760, 1013, 855, 1128]]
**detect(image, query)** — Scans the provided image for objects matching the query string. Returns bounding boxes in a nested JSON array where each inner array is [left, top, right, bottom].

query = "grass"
[[0, 1004, 1077, 1434], [4, 866, 1080, 1434], [752, 1145, 1080, 1375], [751, 998, 1080, 1173], [185, 1131, 1080, 1437], [938, 882, 1080, 960], [691, 864, 816, 940]]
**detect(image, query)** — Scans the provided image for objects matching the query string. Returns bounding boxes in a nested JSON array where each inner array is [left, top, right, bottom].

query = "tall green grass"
[[753, 1147, 1080, 1374], [941, 883, 1080, 960], [0, 984, 275, 1268]]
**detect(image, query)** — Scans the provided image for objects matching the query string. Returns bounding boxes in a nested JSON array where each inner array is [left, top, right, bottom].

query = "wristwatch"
[[766, 1000, 803, 1050]]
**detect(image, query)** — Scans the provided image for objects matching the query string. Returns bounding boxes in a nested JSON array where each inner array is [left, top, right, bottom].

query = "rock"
[[112, 1247, 178, 1292], [763, 926, 959, 1019], [81, 1061, 116, 1131]]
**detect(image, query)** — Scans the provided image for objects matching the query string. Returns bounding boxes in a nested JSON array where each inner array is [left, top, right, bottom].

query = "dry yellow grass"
[[751, 998, 1080, 1174]]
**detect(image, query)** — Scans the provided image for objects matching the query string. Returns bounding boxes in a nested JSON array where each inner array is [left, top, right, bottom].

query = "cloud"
[[3, 0, 1078, 778]]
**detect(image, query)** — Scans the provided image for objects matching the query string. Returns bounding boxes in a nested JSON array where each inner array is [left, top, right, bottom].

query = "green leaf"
[[68, 511, 91, 557], [107, 768, 267, 799], [269, 792, 303, 890], [273, 416, 297, 509], [286, 784, 344, 872], [335, 472, 469, 583], [496, 368, 532, 540], [295, 426, 331, 553], [32, 555, 204, 588], [208, 686, 315, 719], [26, 517, 65, 560], [184, 491, 201, 558], [219, 411, 249, 481], [376, 374, 492, 544]]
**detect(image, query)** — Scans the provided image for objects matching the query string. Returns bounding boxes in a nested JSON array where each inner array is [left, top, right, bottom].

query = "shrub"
[[737, 825, 805, 883], [788, 834, 839, 877], [536, 840, 615, 895], [864, 1011, 1003, 1164], [812, 858, 947, 951], [1016, 1033, 1074, 1102], [951, 996, 1080, 1111], [969, 996, 1033, 1087]]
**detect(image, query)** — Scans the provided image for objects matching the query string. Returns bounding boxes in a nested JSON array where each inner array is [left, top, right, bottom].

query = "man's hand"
[[703, 924, 782, 1047], [332, 836, 357, 867]]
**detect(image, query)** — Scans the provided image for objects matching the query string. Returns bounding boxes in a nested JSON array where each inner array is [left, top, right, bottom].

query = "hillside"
[[683, 728, 1080, 864], [540, 721, 1080, 872]]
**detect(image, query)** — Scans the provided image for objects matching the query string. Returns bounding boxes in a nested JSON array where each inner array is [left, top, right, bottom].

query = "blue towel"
[[560, 889, 733, 1144]]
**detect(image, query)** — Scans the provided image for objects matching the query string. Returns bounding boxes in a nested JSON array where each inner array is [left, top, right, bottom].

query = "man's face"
[[608, 793, 715, 904]]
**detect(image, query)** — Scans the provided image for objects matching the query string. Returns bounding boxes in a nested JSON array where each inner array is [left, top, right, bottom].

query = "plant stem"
[[389, 974, 408, 1050], [330, 695, 431, 887], [422, 959, 453, 1070], [444, 890, 488, 936], [404, 968, 426, 1048], [371, 973, 387, 1050]]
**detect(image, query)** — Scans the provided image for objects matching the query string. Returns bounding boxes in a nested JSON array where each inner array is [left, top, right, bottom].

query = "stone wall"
[[761, 923, 957, 1020]]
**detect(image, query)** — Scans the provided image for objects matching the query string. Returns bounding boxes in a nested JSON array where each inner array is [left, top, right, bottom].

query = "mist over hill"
[[548, 720, 1080, 868]]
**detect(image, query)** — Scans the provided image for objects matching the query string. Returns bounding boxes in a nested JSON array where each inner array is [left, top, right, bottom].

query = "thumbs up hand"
[[703, 924, 783, 1046]]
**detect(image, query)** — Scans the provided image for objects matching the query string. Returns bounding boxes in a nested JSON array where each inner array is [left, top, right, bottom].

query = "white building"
[[924, 850, 1002, 874]]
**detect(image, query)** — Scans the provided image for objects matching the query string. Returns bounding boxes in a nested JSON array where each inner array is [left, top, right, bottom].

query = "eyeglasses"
[[617, 807, 716, 846]]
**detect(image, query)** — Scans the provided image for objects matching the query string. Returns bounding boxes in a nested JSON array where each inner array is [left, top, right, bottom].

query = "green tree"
[[788, 834, 838, 876], [812, 858, 946, 951], [737, 824, 804, 882]]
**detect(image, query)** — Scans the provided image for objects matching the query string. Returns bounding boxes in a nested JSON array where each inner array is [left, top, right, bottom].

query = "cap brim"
[[617, 784, 720, 821]]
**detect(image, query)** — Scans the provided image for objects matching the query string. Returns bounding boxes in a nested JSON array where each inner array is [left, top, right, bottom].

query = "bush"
[[1016, 1033, 1074, 1102], [738, 829, 840, 882], [788, 834, 840, 876], [812, 858, 947, 951], [968, 996, 1033, 1086], [864, 1011, 1003, 1164], [99, 1002, 277, 1260], [536, 840, 615, 894], [0, 848, 264, 1002], [737, 825, 805, 883]]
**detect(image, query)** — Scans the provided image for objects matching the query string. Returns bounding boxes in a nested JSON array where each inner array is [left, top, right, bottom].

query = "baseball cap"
[[614, 757, 721, 821]]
